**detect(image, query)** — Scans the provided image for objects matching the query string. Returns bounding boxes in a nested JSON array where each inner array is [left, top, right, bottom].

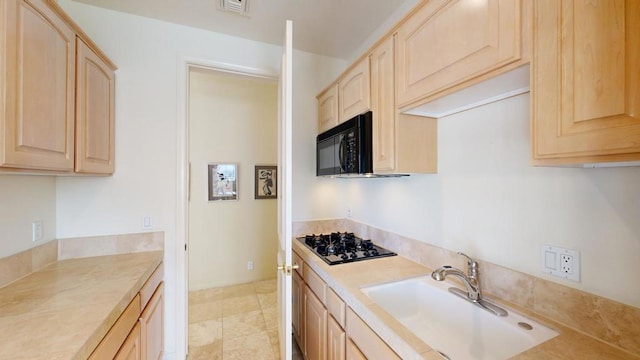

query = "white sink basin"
[[361, 276, 558, 360]]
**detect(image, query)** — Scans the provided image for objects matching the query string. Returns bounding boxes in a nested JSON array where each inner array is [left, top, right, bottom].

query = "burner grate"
[[297, 233, 396, 265]]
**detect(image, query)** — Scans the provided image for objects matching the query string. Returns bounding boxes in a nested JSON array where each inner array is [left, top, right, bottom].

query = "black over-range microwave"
[[316, 111, 374, 177]]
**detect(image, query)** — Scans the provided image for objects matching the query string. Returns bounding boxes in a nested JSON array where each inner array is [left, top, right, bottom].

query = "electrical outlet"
[[541, 245, 580, 282], [347, 208, 352, 218], [560, 254, 574, 274], [247, 261, 254, 270]]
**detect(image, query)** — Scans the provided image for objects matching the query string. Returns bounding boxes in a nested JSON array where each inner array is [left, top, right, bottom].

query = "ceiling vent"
[[218, 0, 251, 17]]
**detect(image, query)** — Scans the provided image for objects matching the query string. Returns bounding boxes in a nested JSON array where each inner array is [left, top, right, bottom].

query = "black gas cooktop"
[[297, 232, 396, 265]]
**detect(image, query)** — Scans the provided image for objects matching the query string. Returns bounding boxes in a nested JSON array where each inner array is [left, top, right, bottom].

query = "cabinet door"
[[304, 285, 327, 360], [531, 0, 640, 165], [292, 270, 303, 346], [396, 0, 522, 108], [140, 283, 163, 360], [114, 322, 141, 360], [1, 0, 75, 170], [345, 339, 367, 360], [76, 38, 116, 174], [327, 316, 346, 360], [370, 36, 396, 172], [318, 84, 339, 133], [339, 59, 371, 122]]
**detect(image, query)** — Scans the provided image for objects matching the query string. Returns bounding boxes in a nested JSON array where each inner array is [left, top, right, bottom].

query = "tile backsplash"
[[293, 219, 640, 356], [58, 231, 164, 259], [0, 232, 164, 288], [0, 240, 57, 288]]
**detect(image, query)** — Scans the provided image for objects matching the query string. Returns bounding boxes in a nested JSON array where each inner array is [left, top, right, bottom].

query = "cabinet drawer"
[[346, 308, 400, 360], [140, 263, 163, 309], [293, 251, 304, 277], [89, 294, 141, 360], [327, 288, 346, 328], [304, 264, 326, 305]]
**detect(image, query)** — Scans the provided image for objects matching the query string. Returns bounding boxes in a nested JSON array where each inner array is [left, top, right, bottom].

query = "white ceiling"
[[72, 0, 418, 60]]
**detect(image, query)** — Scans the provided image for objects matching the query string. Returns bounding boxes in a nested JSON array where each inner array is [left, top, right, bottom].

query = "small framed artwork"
[[208, 163, 238, 201], [254, 165, 277, 199]]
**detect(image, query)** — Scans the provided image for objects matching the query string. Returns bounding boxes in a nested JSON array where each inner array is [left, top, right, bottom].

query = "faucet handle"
[[457, 252, 478, 274]]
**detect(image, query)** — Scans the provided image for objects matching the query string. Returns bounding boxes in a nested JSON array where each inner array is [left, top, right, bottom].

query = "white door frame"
[[175, 55, 278, 359]]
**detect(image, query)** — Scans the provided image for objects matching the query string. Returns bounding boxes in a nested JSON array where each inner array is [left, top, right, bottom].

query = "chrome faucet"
[[432, 252, 482, 301], [431, 252, 508, 317]]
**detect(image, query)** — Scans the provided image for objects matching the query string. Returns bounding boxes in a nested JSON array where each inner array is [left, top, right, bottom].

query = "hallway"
[[188, 279, 303, 359]]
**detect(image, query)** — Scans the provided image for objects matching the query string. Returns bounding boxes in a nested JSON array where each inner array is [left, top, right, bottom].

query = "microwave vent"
[[218, 0, 251, 17]]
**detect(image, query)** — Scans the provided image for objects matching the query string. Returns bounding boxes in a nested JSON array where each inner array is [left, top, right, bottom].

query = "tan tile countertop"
[[0, 251, 163, 360], [293, 240, 639, 360]]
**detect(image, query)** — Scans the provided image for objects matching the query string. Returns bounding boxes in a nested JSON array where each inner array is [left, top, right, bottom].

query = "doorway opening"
[[181, 62, 280, 358]]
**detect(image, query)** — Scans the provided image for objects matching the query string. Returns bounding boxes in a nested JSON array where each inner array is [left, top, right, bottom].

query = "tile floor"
[[188, 279, 303, 360]]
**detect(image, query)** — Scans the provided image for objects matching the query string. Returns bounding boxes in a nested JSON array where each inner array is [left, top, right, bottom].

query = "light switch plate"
[[142, 215, 152, 230], [541, 245, 580, 282], [32, 221, 43, 242]]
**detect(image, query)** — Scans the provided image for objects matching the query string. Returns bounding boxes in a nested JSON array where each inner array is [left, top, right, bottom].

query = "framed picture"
[[254, 165, 277, 199], [208, 163, 238, 201]]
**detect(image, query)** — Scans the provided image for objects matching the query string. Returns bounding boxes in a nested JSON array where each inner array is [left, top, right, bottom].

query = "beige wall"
[[0, 176, 56, 258], [188, 69, 278, 290], [342, 93, 640, 308]]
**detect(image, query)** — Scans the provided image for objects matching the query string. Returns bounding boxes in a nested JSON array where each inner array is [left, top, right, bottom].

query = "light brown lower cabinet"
[[114, 322, 141, 360], [294, 253, 346, 360], [292, 269, 304, 348], [140, 283, 164, 360], [89, 263, 164, 359], [303, 285, 327, 360], [328, 316, 346, 360]]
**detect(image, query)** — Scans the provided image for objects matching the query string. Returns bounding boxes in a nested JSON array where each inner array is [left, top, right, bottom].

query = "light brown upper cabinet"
[[0, 0, 76, 171], [317, 83, 339, 133], [317, 58, 371, 134], [1, 0, 116, 174], [76, 38, 115, 174], [338, 58, 371, 123], [395, 0, 524, 109], [370, 36, 438, 174], [531, 0, 640, 165], [370, 37, 396, 172]]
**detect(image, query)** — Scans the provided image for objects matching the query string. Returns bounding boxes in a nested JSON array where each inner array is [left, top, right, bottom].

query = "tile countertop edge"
[[292, 240, 640, 360], [76, 251, 163, 360]]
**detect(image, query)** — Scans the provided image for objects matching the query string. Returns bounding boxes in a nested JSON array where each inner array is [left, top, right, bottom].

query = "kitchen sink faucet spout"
[[431, 252, 508, 317], [431, 252, 481, 301]]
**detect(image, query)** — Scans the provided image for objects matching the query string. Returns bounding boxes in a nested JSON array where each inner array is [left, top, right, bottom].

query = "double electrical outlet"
[[541, 245, 580, 282]]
